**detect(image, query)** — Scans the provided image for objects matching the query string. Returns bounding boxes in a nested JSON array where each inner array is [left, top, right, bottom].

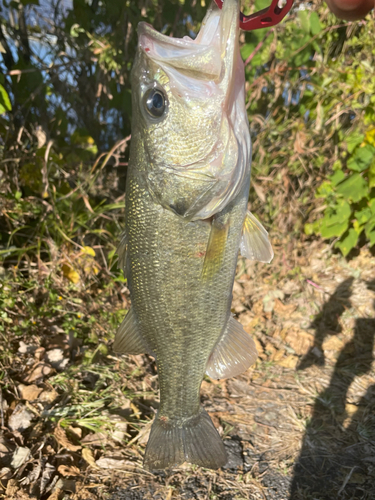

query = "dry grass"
[[1, 233, 374, 500]]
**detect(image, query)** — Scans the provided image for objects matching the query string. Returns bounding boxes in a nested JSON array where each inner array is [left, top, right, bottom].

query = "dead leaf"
[[34, 347, 45, 361], [275, 354, 298, 369], [18, 384, 43, 401], [68, 427, 82, 439], [38, 388, 58, 403], [29, 422, 44, 440], [46, 488, 63, 500], [6, 479, 19, 497], [0, 434, 16, 460], [40, 463, 55, 494], [322, 335, 344, 352], [57, 465, 80, 477], [264, 342, 277, 358], [263, 290, 285, 313], [273, 299, 297, 317], [11, 447, 30, 469], [0, 467, 12, 480], [82, 448, 99, 469], [8, 404, 34, 433], [252, 180, 266, 203], [251, 300, 264, 317], [270, 348, 285, 362], [72, 482, 98, 500], [95, 457, 128, 470], [281, 328, 314, 355], [54, 426, 81, 452], [253, 338, 265, 360], [81, 432, 108, 446], [127, 420, 152, 446], [23, 363, 52, 383]]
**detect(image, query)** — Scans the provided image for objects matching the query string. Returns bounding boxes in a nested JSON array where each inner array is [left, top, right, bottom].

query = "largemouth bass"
[[114, 0, 273, 470]]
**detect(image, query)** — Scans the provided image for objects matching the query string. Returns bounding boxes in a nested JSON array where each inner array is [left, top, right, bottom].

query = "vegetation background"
[[0, 0, 374, 499]]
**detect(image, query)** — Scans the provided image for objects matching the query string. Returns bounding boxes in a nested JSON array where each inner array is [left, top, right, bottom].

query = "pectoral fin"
[[113, 308, 152, 355], [206, 316, 258, 380], [201, 216, 229, 281], [240, 211, 274, 263]]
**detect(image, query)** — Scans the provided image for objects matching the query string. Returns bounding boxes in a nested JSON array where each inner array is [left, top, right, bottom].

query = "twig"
[[90, 135, 131, 175], [338, 466, 357, 495], [245, 29, 274, 67], [0, 386, 4, 428], [306, 279, 325, 291]]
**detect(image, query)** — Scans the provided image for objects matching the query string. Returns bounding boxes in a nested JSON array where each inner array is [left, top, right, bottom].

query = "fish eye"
[[143, 86, 168, 119]]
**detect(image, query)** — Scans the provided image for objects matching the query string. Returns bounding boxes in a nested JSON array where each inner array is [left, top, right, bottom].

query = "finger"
[[325, 0, 374, 20]]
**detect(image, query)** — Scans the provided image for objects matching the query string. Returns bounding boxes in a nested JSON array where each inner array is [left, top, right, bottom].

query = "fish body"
[[114, 0, 273, 470]]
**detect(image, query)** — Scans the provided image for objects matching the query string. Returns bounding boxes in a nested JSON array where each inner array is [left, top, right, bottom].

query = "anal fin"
[[206, 316, 258, 380], [113, 308, 152, 355], [240, 210, 273, 263]]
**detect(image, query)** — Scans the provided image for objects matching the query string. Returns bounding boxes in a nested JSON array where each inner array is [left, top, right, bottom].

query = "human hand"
[[325, 0, 373, 20]]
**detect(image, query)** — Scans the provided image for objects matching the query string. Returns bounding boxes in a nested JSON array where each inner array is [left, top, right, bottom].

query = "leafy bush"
[[1, 0, 374, 263], [306, 129, 375, 256]]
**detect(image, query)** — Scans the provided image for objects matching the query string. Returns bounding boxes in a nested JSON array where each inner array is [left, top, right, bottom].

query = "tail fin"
[[144, 409, 227, 470]]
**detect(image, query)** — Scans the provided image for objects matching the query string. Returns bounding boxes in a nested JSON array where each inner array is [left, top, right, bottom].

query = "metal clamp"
[[213, 0, 294, 30]]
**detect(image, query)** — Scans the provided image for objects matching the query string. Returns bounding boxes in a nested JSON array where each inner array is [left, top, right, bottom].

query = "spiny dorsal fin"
[[206, 315, 258, 380], [240, 211, 273, 263]]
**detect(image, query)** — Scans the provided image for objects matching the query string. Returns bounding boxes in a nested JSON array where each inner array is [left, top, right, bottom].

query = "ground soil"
[[1, 239, 374, 500]]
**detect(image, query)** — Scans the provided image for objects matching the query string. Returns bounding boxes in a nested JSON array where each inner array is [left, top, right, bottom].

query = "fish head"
[[131, 0, 251, 220]]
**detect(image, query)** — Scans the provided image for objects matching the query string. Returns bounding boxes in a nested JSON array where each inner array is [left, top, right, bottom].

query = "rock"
[[18, 384, 43, 401], [45, 349, 69, 371]]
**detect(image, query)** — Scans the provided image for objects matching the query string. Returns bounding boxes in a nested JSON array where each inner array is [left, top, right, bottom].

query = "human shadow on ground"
[[290, 278, 375, 500]]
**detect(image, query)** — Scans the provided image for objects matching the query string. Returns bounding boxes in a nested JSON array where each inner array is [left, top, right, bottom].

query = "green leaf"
[[298, 11, 310, 33], [365, 215, 375, 237], [304, 222, 314, 235], [330, 170, 345, 186], [336, 173, 368, 203], [321, 220, 349, 238], [347, 144, 375, 172], [355, 207, 372, 225], [345, 132, 365, 154], [309, 12, 322, 35], [335, 228, 361, 256], [316, 181, 333, 197], [369, 160, 375, 188], [0, 84, 12, 113], [70, 23, 85, 38], [332, 160, 342, 171], [368, 229, 375, 247], [319, 200, 351, 238]]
